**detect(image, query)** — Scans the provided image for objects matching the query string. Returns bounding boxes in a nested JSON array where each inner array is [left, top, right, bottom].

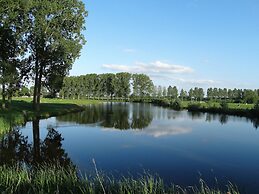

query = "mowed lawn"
[[0, 98, 101, 124]]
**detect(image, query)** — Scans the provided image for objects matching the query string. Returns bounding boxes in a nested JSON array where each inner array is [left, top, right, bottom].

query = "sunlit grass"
[[0, 98, 102, 131], [0, 164, 240, 194]]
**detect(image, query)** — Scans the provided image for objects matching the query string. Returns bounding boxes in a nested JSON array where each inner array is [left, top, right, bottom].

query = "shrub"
[[187, 103, 201, 111], [171, 99, 182, 110], [220, 101, 229, 110], [160, 98, 170, 106], [254, 100, 259, 112]]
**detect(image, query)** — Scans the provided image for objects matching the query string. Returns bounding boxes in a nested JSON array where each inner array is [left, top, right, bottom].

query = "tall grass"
[[0, 164, 240, 194]]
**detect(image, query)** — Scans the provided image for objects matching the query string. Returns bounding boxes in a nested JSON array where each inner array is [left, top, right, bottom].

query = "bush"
[[220, 101, 229, 110], [254, 100, 259, 112], [161, 98, 170, 106], [171, 99, 182, 110], [187, 103, 201, 111]]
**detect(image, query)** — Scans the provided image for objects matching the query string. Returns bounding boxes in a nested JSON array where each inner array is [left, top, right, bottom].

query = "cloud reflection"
[[136, 123, 192, 138]]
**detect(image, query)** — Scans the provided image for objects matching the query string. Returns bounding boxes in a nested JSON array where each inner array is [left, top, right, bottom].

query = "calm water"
[[1, 102, 259, 193]]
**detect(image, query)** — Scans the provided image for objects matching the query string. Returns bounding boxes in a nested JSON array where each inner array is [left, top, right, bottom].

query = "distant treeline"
[[153, 86, 259, 103], [59, 73, 153, 99], [58, 73, 259, 103]]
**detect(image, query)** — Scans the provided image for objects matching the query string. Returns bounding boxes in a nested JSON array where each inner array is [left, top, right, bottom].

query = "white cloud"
[[150, 61, 193, 73], [100, 124, 192, 138], [175, 78, 219, 85], [138, 125, 192, 138], [102, 61, 193, 74], [102, 61, 220, 88]]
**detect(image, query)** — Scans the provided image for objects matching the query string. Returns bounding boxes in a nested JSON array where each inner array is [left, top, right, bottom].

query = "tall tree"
[[114, 72, 131, 99], [162, 86, 167, 97], [171, 86, 178, 99], [132, 74, 154, 98], [179, 89, 187, 100], [26, 0, 87, 111], [0, 0, 28, 108], [157, 85, 162, 98], [167, 86, 173, 98]]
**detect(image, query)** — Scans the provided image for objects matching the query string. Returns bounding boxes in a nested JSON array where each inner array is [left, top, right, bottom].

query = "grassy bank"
[[0, 164, 239, 194], [148, 98, 259, 119], [0, 98, 101, 134]]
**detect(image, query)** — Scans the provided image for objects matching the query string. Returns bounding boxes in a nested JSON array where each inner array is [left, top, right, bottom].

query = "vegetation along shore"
[[0, 164, 239, 194]]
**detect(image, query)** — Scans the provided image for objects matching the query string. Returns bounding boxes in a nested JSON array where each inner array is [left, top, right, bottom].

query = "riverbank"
[[0, 164, 239, 194], [0, 98, 101, 134], [135, 98, 259, 119]]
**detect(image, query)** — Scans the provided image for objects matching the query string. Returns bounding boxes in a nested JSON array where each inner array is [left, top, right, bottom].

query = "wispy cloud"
[[102, 61, 194, 74], [102, 61, 219, 87], [175, 78, 219, 85], [139, 125, 192, 138]]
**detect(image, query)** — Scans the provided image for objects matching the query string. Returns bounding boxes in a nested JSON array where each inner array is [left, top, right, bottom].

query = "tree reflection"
[[0, 119, 72, 167], [41, 127, 72, 166], [219, 114, 228, 125], [57, 103, 153, 130], [56, 103, 259, 130], [131, 104, 153, 129], [0, 128, 31, 165]]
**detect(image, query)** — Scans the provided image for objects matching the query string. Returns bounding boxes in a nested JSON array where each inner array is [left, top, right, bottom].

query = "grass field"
[[0, 98, 101, 134]]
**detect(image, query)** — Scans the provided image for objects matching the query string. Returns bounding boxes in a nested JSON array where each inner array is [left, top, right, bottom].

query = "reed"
[[0, 164, 240, 194]]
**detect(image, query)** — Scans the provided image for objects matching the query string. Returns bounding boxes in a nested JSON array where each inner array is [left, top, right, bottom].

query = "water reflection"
[[137, 124, 192, 138], [0, 119, 72, 167], [57, 103, 259, 130], [57, 103, 153, 130]]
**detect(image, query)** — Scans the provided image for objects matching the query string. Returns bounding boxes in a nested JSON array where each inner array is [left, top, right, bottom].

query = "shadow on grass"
[[0, 100, 84, 132]]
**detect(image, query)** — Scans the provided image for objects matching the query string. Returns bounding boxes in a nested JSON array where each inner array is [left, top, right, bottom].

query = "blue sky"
[[70, 0, 259, 89]]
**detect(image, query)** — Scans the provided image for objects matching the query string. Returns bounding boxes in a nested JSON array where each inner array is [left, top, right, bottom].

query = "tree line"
[[153, 86, 259, 103], [58, 72, 259, 104], [59, 73, 154, 99], [0, 0, 87, 110]]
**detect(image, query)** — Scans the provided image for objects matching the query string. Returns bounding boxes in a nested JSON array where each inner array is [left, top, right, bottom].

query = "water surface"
[[1, 103, 259, 193]]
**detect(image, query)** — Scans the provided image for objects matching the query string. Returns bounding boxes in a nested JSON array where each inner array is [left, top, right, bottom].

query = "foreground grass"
[[0, 164, 239, 194]]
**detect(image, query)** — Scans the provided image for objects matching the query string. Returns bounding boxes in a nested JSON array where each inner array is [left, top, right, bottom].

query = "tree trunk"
[[2, 83, 6, 109], [33, 119, 41, 163], [33, 57, 39, 111], [36, 65, 43, 112]]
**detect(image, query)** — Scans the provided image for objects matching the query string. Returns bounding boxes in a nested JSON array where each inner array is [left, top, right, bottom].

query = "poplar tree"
[[26, 0, 87, 111]]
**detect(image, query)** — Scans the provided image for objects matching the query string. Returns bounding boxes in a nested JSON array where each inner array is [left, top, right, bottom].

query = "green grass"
[[181, 101, 254, 110], [0, 98, 101, 134], [0, 164, 240, 194]]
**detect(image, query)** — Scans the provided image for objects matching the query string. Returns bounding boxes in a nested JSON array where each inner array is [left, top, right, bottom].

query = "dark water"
[[1, 103, 259, 193]]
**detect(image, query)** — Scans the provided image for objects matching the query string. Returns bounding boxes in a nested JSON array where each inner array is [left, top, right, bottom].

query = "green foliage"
[[161, 98, 170, 106], [114, 72, 131, 98], [187, 103, 201, 111], [167, 85, 178, 99], [254, 100, 259, 112], [179, 89, 187, 100], [220, 101, 229, 110], [132, 74, 154, 98], [18, 86, 30, 97], [0, 0, 87, 111], [61, 73, 154, 100], [171, 99, 182, 110], [243, 89, 258, 104]]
